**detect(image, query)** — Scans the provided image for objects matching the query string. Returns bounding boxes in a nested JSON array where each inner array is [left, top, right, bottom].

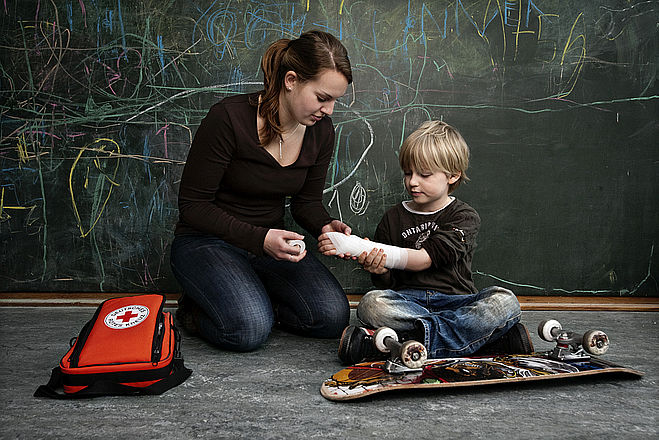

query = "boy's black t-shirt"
[[372, 198, 480, 295]]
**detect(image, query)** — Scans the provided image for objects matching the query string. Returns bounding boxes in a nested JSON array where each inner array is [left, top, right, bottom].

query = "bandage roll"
[[325, 232, 408, 270], [287, 239, 306, 254]]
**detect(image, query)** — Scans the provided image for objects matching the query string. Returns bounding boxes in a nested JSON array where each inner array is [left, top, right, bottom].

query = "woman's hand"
[[321, 219, 352, 236], [317, 220, 353, 258], [264, 229, 307, 262]]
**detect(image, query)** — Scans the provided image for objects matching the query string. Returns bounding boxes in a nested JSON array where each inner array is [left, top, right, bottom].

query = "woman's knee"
[[278, 294, 350, 338], [224, 324, 272, 352], [203, 309, 274, 352], [314, 303, 350, 337]]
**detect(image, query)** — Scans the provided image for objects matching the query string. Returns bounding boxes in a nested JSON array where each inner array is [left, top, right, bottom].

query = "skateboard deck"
[[320, 352, 643, 401]]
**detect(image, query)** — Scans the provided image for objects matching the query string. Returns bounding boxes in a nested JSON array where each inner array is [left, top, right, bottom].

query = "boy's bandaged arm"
[[325, 232, 431, 271]]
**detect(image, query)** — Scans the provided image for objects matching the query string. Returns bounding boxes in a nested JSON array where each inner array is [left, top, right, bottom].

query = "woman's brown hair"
[[257, 30, 352, 145]]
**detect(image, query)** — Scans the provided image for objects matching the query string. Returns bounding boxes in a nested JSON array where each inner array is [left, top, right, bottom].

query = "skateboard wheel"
[[374, 327, 398, 353], [538, 319, 561, 342], [400, 340, 427, 369], [582, 330, 609, 355]]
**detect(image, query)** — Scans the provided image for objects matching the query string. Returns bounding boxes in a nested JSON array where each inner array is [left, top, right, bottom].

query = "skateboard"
[[320, 321, 643, 401]]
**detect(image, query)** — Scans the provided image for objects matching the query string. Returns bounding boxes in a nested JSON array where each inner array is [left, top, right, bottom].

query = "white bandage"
[[325, 232, 408, 270], [287, 239, 306, 254]]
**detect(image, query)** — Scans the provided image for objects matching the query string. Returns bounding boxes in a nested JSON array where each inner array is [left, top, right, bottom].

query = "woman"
[[171, 31, 353, 351]]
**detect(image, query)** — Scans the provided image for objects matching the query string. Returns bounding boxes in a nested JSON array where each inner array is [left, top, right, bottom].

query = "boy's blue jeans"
[[357, 286, 521, 358], [170, 234, 350, 351]]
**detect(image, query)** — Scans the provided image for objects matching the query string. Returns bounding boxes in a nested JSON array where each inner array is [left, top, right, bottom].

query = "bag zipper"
[[173, 317, 182, 359], [68, 300, 106, 368], [151, 296, 166, 364]]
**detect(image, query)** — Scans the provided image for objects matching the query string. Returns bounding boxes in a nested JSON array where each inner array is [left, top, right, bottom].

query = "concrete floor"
[[0, 308, 656, 439]]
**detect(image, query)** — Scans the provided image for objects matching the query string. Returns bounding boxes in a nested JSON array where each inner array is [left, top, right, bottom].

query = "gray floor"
[[1, 307, 656, 439]]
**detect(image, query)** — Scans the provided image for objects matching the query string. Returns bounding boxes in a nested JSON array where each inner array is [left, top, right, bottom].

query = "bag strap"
[[34, 359, 192, 399], [139, 359, 192, 395]]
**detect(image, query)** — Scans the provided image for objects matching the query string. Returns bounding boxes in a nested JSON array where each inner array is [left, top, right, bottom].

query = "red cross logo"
[[104, 305, 150, 329], [116, 310, 139, 323]]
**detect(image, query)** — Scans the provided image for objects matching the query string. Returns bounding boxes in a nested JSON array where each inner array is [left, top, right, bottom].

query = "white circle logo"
[[104, 305, 150, 329]]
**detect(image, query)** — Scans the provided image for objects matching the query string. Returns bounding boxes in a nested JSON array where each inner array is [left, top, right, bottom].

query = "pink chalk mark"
[[34, 0, 41, 55], [551, 97, 610, 113], [155, 124, 170, 159], [143, 260, 155, 286], [99, 61, 121, 95], [107, 73, 121, 95], [117, 50, 126, 69], [389, 85, 401, 113], [25, 130, 62, 140], [78, 0, 87, 28]]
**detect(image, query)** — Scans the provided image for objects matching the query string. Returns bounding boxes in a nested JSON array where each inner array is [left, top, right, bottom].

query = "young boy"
[[319, 120, 533, 364]]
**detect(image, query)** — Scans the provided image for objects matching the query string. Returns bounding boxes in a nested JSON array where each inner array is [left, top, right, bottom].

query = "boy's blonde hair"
[[399, 120, 470, 193]]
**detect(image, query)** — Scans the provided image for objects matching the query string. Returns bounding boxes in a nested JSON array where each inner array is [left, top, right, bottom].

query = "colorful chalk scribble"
[[0, 1, 656, 293]]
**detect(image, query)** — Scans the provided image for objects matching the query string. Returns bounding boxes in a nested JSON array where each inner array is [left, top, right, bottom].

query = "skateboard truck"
[[538, 320, 609, 361], [373, 327, 428, 374]]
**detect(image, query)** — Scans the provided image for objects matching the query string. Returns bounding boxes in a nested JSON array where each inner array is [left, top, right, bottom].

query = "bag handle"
[[34, 359, 192, 399]]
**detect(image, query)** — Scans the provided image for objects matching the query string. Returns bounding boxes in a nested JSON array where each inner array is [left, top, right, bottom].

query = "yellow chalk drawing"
[[0, 188, 5, 221], [0, 187, 37, 222], [17, 133, 29, 165], [512, 0, 522, 61], [69, 138, 121, 238], [496, 0, 506, 63], [558, 13, 586, 98]]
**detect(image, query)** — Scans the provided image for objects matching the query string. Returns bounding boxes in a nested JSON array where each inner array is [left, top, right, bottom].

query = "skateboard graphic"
[[320, 321, 643, 401]]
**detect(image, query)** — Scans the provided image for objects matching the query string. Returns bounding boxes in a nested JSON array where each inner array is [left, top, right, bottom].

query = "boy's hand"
[[317, 235, 340, 256], [358, 245, 389, 275]]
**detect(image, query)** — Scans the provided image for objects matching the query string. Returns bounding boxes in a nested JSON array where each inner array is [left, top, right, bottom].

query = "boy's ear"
[[448, 172, 461, 184]]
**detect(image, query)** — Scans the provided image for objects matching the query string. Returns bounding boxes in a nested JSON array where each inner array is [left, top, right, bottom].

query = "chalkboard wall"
[[1, 1, 656, 295]]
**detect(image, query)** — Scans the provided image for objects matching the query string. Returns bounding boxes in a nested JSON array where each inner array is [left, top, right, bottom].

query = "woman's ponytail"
[[257, 31, 352, 147]]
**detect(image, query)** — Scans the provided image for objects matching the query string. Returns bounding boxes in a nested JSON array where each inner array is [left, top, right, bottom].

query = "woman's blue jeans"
[[170, 234, 350, 351], [357, 286, 521, 358]]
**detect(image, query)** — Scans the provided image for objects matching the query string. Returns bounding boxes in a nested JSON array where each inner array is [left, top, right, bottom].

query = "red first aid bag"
[[34, 294, 191, 398]]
